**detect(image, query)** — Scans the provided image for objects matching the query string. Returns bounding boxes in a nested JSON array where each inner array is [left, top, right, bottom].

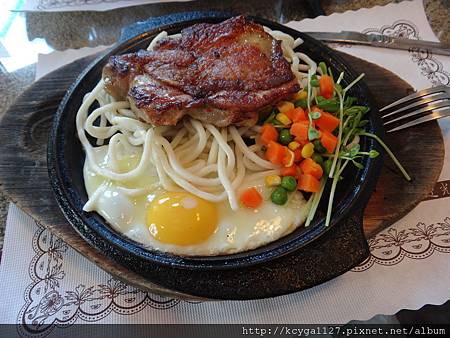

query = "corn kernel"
[[292, 91, 302, 100], [301, 143, 314, 158], [275, 113, 292, 126], [298, 91, 308, 100], [277, 101, 295, 114], [265, 175, 281, 187], [292, 90, 308, 100], [288, 141, 300, 151]]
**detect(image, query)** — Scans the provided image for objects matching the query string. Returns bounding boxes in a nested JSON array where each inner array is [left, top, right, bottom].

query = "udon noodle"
[[77, 28, 317, 211]]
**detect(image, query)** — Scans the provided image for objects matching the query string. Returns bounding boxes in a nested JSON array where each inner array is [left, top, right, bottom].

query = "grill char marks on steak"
[[102, 16, 300, 127]]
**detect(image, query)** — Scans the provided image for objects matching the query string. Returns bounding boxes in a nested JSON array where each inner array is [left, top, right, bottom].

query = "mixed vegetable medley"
[[240, 61, 411, 227]]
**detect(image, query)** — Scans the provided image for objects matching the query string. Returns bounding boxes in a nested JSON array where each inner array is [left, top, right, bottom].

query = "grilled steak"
[[102, 16, 300, 127]]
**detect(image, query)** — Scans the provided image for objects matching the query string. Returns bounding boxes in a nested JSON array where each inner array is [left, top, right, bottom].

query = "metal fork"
[[380, 85, 450, 132]]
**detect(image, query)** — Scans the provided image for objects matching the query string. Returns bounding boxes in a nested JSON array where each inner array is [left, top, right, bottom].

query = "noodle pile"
[[78, 27, 317, 211]]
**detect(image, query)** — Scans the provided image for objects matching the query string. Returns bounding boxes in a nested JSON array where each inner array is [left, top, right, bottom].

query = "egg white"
[[83, 146, 309, 256]]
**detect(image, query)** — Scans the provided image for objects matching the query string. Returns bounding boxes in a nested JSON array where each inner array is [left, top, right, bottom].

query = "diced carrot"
[[260, 124, 278, 145], [265, 141, 286, 165], [293, 148, 302, 162], [290, 121, 309, 142], [240, 187, 263, 208], [281, 165, 298, 177], [285, 107, 307, 122], [299, 158, 323, 179], [296, 139, 310, 147], [294, 135, 308, 143], [319, 75, 334, 99], [297, 174, 321, 192], [320, 130, 338, 153], [315, 111, 340, 132], [282, 149, 295, 167], [309, 106, 323, 114]]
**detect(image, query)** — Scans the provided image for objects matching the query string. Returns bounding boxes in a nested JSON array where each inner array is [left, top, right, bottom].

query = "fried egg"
[[83, 147, 309, 256]]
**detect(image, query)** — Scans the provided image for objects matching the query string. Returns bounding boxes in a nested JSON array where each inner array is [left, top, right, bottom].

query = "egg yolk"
[[146, 192, 218, 246]]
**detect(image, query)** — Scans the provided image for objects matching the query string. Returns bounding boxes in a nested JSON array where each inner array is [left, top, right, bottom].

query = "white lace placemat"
[[0, 0, 449, 335]]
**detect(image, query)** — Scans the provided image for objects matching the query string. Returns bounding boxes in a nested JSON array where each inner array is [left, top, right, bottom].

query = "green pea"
[[310, 79, 320, 87], [323, 159, 333, 175], [311, 153, 324, 165], [278, 129, 293, 145], [294, 99, 308, 109], [271, 187, 288, 205], [313, 140, 327, 153], [281, 176, 297, 192]]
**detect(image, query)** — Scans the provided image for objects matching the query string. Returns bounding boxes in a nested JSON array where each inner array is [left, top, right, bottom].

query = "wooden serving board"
[[357, 63, 444, 237], [0, 52, 444, 292]]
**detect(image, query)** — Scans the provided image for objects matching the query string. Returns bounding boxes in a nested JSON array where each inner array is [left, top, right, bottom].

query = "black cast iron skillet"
[[48, 11, 384, 299]]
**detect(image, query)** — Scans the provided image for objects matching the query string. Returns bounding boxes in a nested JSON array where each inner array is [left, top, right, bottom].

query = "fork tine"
[[381, 93, 449, 119], [380, 85, 449, 112], [386, 107, 450, 132], [382, 100, 450, 125]]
